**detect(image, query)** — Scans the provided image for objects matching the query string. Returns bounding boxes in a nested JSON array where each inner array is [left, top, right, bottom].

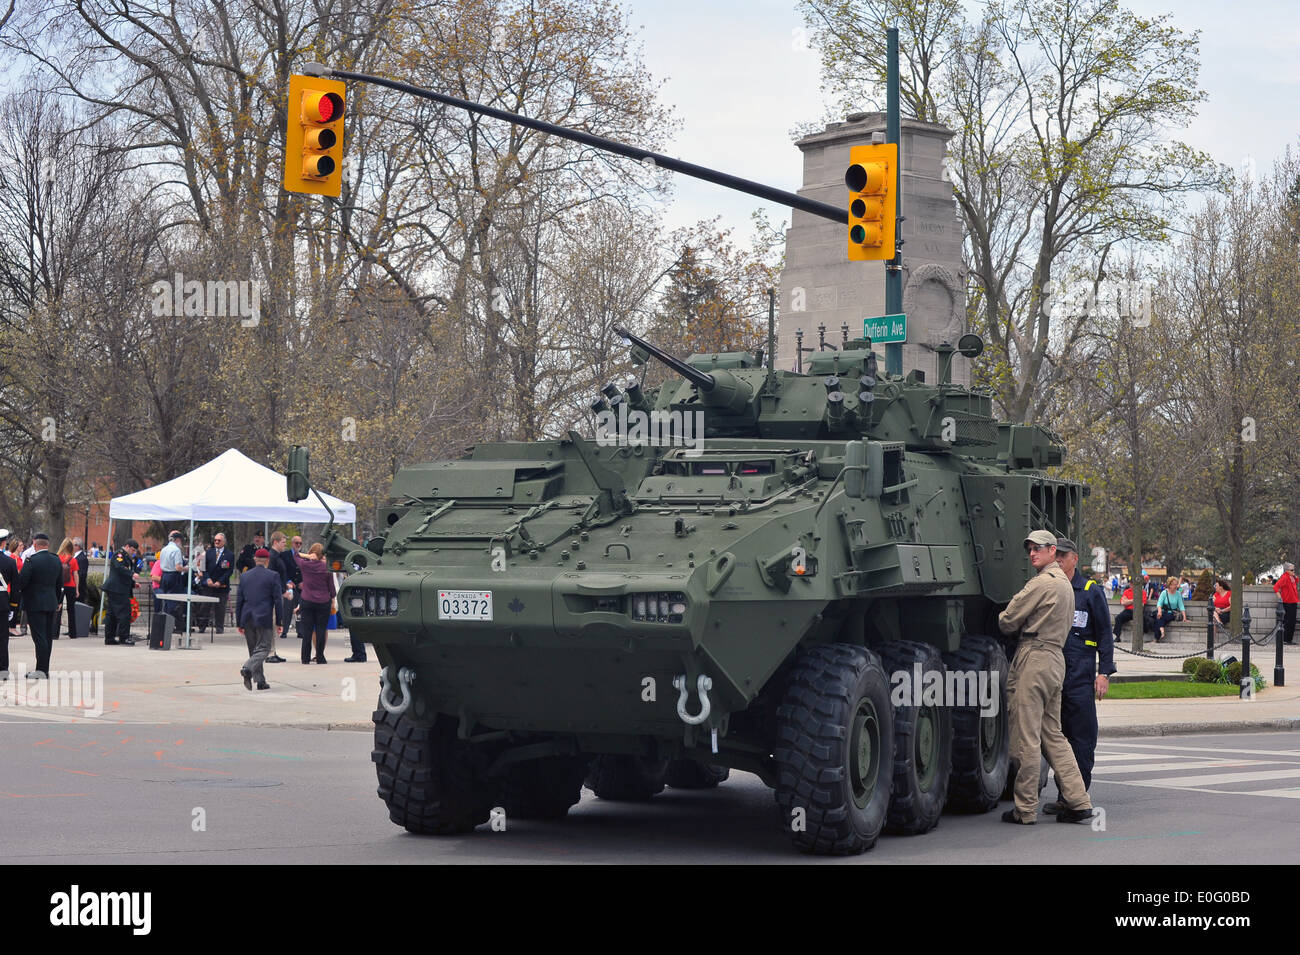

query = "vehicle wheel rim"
[[850, 698, 881, 808], [980, 709, 1002, 773], [916, 705, 938, 790]]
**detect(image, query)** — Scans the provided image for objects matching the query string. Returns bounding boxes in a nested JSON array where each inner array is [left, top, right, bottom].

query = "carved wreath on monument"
[[902, 263, 965, 349]]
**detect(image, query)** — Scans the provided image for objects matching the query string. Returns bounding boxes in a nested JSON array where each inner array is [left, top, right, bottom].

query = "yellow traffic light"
[[846, 143, 897, 261], [284, 74, 346, 197]]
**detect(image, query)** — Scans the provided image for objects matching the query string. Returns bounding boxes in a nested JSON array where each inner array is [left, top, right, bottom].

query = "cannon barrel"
[[615, 326, 717, 392]]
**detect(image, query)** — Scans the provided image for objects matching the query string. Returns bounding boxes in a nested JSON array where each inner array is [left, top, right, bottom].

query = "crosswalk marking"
[[1092, 759, 1276, 774], [1239, 786, 1300, 798], [1101, 741, 1300, 758], [1124, 767, 1300, 788], [1091, 739, 1300, 800]]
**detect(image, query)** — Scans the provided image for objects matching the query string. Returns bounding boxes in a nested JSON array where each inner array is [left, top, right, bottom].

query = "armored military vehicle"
[[292, 326, 1081, 855]]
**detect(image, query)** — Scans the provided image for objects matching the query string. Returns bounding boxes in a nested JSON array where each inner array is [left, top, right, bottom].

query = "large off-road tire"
[[502, 755, 588, 820], [664, 759, 730, 789], [943, 635, 1010, 813], [584, 755, 668, 801], [773, 643, 894, 855], [879, 640, 953, 835], [372, 708, 498, 834]]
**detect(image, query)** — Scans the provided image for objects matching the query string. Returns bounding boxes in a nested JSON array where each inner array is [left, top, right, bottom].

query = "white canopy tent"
[[105, 448, 357, 641]]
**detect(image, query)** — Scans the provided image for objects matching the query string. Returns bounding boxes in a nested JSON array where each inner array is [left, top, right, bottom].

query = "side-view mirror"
[[843, 440, 884, 499], [287, 446, 310, 502]]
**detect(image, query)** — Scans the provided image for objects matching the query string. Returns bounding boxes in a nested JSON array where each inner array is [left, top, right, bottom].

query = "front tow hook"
[[380, 666, 416, 715]]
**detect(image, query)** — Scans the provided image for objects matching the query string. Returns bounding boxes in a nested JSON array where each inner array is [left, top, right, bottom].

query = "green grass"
[[1107, 681, 1242, 699]]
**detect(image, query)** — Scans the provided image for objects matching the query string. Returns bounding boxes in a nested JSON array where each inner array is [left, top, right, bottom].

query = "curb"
[[1100, 717, 1300, 738]]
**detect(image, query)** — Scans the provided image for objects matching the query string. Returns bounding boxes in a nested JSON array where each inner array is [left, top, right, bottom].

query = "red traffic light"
[[302, 91, 344, 125]]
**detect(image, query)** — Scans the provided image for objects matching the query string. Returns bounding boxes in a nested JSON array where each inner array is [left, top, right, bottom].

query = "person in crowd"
[[18, 533, 63, 679], [157, 529, 188, 627], [73, 538, 89, 606], [1211, 579, 1232, 630], [236, 531, 266, 573], [295, 542, 336, 664], [341, 562, 366, 662], [202, 533, 234, 634], [102, 539, 142, 645], [998, 530, 1093, 825], [1144, 574, 1162, 604], [55, 538, 80, 638], [0, 529, 17, 677], [1274, 563, 1297, 645], [1044, 538, 1115, 814], [1154, 576, 1186, 642], [268, 531, 301, 650], [7, 538, 23, 636], [237, 548, 282, 691], [287, 534, 304, 632], [1113, 577, 1145, 639]]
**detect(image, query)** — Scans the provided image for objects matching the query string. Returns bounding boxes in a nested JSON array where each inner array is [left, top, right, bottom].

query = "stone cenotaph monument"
[[777, 112, 968, 386]]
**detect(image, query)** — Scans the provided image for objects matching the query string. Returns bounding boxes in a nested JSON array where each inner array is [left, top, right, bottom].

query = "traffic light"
[[284, 74, 346, 197], [845, 143, 897, 261]]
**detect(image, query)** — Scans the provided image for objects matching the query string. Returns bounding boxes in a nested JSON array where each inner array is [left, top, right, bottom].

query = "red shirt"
[[60, 554, 78, 588], [1122, 586, 1145, 608], [1275, 573, 1299, 604], [1213, 591, 1231, 610]]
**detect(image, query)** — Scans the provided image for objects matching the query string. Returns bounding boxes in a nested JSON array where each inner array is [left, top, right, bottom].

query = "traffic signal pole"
[[885, 27, 903, 377], [299, 63, 848, 227]]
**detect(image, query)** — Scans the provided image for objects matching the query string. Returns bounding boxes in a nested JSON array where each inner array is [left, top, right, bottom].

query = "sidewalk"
[[2, 625, 1297, 737], [0, 624, 380, 730], [1100, 639, 1300, 737]]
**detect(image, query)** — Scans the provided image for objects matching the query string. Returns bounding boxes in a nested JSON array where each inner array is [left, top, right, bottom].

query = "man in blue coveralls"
[[1044, 537, 1116, 813]]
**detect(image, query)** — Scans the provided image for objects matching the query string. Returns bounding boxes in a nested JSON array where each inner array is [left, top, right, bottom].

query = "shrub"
[[1193, 658, 1222, 683], [1224, 661, 1242, 684], [1182, 657, 1201, 676], [1192, 569, 1214, 602]]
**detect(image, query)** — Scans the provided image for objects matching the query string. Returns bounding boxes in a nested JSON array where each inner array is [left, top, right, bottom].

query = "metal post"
[[1206, 604, 1214, 660], [1240, 610, 1251, 700], [885, 26, 903, 377], [795, 328, 804, 374], [766, 289, 776, 395], [184, 518, 194, 649], [1276, 600, 1286, 687]]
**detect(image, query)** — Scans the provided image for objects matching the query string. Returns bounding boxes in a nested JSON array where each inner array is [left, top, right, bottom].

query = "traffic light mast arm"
[[300, 63, 848, 226]]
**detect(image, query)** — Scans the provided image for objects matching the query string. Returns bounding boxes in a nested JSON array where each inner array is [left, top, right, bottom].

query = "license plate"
[[438, 590, 493, 621]]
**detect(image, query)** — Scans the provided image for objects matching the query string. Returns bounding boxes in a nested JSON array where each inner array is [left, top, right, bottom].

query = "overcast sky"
[[626, 0, 1300, 241]]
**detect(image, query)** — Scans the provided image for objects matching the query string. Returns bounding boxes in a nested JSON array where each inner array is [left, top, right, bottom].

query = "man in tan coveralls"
[[998, 529, 1095, 825]]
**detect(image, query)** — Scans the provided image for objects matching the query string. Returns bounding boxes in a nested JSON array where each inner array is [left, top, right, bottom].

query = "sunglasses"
[[1026, 543, 1053, 553]]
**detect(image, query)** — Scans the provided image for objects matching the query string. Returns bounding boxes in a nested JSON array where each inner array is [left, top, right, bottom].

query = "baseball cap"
[[254, 548, 271, 559], [1055, 537, 1077, 554], [1023, 529, 1056, 549]]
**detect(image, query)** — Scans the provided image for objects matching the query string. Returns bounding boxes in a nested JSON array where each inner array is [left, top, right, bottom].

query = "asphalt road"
[[2, 716, 1296, 864]]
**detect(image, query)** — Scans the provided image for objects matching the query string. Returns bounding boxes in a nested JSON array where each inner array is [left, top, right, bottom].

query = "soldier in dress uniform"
[[102, 539, 142, 646]]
